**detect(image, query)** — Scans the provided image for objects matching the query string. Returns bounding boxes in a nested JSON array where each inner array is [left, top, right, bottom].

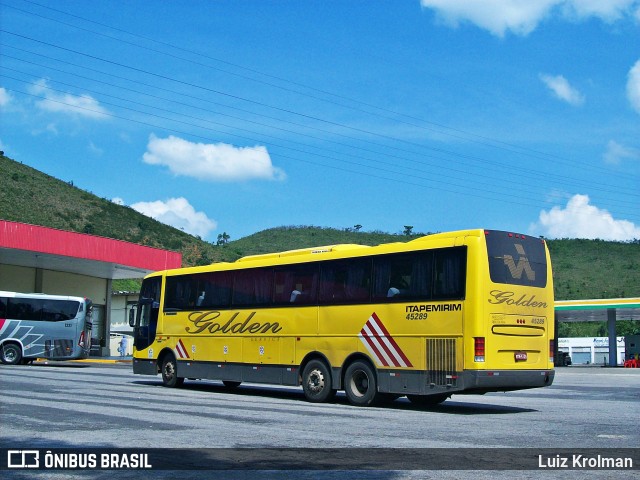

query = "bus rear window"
[[486, 231, 547, 288]]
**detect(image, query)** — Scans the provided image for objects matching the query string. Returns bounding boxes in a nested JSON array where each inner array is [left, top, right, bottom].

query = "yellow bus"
[[130, 229, 555, 406]]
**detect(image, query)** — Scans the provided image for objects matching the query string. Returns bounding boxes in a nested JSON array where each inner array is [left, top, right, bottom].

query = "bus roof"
[[0, 291, 89, 302], [150, 228, 491, 278], [236, 243, 371, 263]]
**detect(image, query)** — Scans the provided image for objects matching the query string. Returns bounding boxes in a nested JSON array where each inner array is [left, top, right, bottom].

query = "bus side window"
[[274, 264, 319, 305], [433, 248, 466, 300], [233, 268, 273, 307], [373, 252, 432, 302], [7, 298, 43, 321], [320, 259, 371, 304], [198, 272, 233, 308], [0, 297, 6, 317]]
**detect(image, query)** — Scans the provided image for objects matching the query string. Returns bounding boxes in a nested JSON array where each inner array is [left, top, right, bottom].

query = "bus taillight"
[[78, 330, 86, 348], [550, 339, 555, 364], [474, 337, 485, 362]]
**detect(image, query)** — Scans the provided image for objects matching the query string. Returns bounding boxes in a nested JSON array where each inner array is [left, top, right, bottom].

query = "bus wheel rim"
[[308, 369, 325, 394], [350, 370, 369, 397], [164, 362, 176, 380]]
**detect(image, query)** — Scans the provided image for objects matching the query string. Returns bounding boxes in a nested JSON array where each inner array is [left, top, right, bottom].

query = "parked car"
[[555, 351, 572, 366]]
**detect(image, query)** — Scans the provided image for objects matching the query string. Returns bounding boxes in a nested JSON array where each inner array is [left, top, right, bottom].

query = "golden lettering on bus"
[[185, 311, 283, 335], [488, 290, 548, 308]]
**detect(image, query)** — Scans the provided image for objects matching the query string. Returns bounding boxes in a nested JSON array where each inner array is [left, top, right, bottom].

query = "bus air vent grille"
[[426, 338, 457, 386]]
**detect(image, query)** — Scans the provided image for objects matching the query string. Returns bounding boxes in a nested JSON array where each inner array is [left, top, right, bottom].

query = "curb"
[[35, 358, 133, 365]]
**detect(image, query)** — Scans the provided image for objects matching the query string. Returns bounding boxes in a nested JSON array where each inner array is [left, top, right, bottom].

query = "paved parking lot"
[[1, 364, 638, 479]]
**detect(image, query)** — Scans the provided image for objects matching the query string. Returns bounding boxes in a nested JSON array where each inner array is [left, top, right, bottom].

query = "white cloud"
[[561, 0, 638, 22], [627, 60, 640, 114], [539, 74, 585, 106], [28, 79, 109, 119], [112, 197, 125, 206], [420, 0, 640, 36], [531, 194, 640, 240], [143, 134, 285, 182], [130, 197, 217, 239], [0, 87, 12, 107], [603, 140, 640, 165], [420, 0, 556, 36]]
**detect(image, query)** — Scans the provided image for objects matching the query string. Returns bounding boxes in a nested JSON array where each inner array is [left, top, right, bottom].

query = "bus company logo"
[[359, 312, 413, 368], [504, 243, 536, 281], [185, 311, 283, 335]]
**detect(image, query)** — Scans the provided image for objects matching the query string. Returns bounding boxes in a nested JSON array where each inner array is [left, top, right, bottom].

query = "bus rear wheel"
[[302, 359, 334, 403], [161, 354, 184, 388], [344, 361, 378, 407], [1, 343, 22, 365]]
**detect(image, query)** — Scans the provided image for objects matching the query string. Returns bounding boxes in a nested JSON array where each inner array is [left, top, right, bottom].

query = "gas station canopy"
[[0, 220, 181, 279], [555, 298, 640, 323]]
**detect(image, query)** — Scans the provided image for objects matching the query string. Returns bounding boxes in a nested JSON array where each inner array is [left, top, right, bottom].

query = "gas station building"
[[0, 220, 181, 356], [555, 298, 640, 366]]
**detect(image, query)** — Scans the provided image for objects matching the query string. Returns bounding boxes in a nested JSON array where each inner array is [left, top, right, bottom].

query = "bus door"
[[130, 277, 162, 351]]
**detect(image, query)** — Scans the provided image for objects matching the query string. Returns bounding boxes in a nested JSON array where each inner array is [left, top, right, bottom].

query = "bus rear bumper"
[[461, 369, 554, 393]]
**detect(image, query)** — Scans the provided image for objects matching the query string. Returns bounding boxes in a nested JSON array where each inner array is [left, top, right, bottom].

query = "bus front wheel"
[[161, 354, 184, 388], [344, 361, 378, 407], [1, 343, 22, 365], [302, 360, 334, 403]]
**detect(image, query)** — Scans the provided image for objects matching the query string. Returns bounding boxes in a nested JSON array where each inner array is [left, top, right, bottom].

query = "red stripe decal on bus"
[[359, 328, 391, 367], [176, 339, 189, 359], [359, 313, 413, 368], [370, 312, 413, 367]]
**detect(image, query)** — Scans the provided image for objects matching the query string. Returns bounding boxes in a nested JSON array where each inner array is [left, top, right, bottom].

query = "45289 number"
[[406, 313, 428, 321]]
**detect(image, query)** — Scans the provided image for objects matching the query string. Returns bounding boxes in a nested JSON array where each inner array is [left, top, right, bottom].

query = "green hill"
[[1, 154, 639, 304]]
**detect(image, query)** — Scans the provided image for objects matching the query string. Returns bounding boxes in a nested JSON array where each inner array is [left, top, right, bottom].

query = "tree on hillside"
[[217, 232, 230, 246], [403, 225, 413, 236]]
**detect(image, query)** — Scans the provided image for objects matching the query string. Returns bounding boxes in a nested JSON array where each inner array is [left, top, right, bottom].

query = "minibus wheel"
[[0, 343, 22, 365]]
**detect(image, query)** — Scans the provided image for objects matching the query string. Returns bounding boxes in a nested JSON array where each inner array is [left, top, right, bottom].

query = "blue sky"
[[1, 0, 639, 243]]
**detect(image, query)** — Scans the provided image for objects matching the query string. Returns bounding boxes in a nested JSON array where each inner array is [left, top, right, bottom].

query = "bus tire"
[[1, 343, 22, 365], [406, 393, 449, 406], [222, 381, 241, 389], [302, 359, 333, 403], [161, 354, 184, 388], [344, 360, 378, 407]]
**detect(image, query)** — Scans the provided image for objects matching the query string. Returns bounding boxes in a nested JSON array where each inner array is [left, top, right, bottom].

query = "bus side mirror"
[[129, 306, 136, 328]]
